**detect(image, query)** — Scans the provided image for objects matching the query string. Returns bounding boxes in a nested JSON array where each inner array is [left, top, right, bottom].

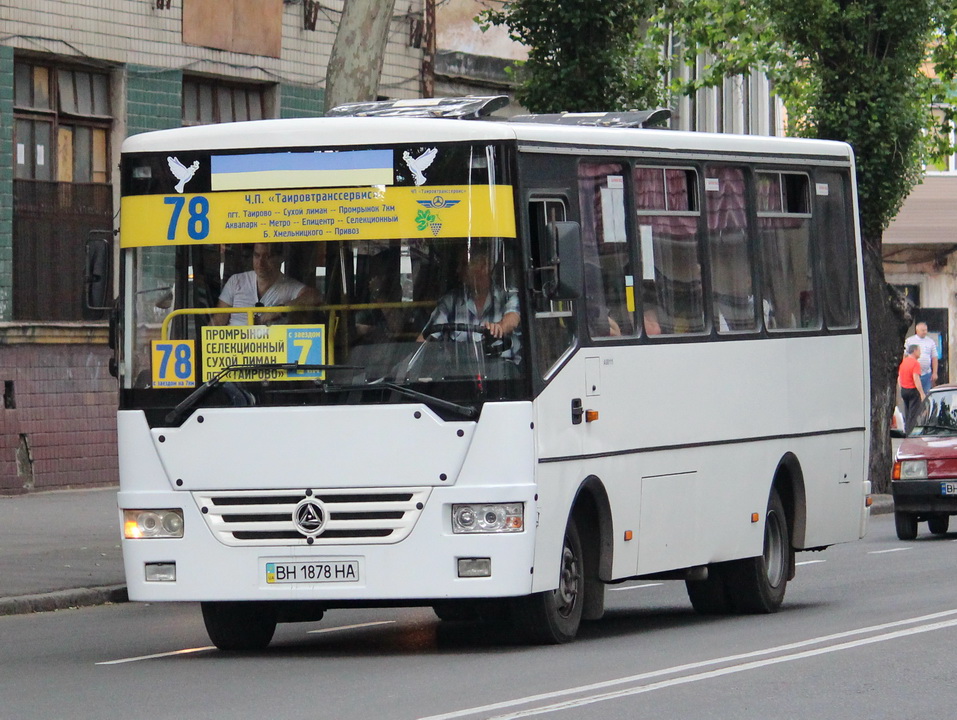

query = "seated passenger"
[[212, 243, 319, 326], [418, 246, 521, 361]]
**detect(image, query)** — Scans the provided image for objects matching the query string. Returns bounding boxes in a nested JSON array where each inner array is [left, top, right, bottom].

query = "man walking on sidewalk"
[[904, 322, 938, 393]]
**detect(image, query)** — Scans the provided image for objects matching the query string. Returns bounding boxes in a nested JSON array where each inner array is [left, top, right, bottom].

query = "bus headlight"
[[124, 509, 184, 539], [897, 460, 927, 480], [452, 504, 523, 533]]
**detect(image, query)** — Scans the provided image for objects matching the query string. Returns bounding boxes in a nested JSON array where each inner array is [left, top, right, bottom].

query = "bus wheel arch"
[[774, 453, 807, 561], [572, 475, 613, 622]]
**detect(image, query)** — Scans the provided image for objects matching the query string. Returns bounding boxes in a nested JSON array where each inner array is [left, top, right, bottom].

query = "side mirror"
[[545, 221, 583, 300], [85, 231, 113, 310]]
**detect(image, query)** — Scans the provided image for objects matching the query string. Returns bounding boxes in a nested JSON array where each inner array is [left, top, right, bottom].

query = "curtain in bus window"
[[816, 171, 859, 328], [633, 166, 704, 335], [704, 166, 756, 332], [579, 162, 636, 338], [757, 173, 817, 330]]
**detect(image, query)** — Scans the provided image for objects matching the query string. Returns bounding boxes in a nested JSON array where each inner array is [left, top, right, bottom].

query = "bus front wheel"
[[724, 488, 791, 614], [201, 601, 277, 651], [511, 517, 584, 644]]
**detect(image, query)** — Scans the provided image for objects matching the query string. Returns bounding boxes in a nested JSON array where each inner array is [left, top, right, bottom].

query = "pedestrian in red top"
[[899, 344, 926, 433]]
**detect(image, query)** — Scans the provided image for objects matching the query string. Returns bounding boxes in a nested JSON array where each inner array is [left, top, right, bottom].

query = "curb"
[[0, 585, 128, 617]]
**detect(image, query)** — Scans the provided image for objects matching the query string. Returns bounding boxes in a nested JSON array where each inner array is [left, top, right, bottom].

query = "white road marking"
[[96, 646, 215, 665], [307, 620, 395, 634], [868, 547, 914, 554], [490, 616, 957, 719], [795, 559, 826, 566], [608, 583, 663, 592], [418, 608, 957, 720]]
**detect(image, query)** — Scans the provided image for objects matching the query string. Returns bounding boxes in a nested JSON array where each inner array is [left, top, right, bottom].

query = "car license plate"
[[264, 560, 360, 584], [941, 482, 957, 496]]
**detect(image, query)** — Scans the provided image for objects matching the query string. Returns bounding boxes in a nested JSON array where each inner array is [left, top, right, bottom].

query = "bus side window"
[[757, 172, 819, 331], [529, 198, 575, 378], [704, 165, 757, 333], [634, 166, 705, 335], [579, 162, 637, 339], [816, 170, 859, 329]]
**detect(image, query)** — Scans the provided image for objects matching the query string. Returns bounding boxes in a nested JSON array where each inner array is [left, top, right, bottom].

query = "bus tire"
[[895, 511, 918, 540], [685, 564, 732, 614], [928, 515, 949, 535], [725, 489, 790, 614], [511, 517, 584, 644], [201, 601, 277, 651]]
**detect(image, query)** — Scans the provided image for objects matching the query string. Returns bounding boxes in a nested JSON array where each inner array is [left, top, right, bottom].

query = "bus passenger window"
[[579, 162, 637, 339], [634, 166, 705, 335], [816, 170, 859, 329], [757, 172, 819, 331], [704, 165, 756, 333]]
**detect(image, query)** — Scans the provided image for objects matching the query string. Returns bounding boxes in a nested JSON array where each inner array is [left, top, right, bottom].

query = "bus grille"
[[193, 488, 432, 547]]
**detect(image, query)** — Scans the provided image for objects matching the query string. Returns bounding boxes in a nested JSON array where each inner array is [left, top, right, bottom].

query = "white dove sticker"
[[167, 156, 200, 193], [402, 148, 437, 186]]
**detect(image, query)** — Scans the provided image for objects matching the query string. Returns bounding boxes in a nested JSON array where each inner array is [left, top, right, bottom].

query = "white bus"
[[114, 97, 871, 650]]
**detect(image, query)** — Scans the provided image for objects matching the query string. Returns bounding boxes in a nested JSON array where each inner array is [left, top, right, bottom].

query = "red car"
[[892, 384, 957, 539]]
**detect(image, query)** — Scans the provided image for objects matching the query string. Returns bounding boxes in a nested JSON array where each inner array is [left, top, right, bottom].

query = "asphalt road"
[[1, 512, 953, 720]]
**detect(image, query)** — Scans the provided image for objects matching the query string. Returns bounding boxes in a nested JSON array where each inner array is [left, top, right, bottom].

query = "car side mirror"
[[545, 221, 583, 300]]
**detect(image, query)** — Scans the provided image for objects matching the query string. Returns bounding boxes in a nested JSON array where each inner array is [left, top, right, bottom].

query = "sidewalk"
[[0, 487, 126, 616], [0, 486, 894, 616]]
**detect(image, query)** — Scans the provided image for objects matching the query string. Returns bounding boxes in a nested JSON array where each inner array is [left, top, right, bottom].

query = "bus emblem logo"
[[293, 498, 326, 537]]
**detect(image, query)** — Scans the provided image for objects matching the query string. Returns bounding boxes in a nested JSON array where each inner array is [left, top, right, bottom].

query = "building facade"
[[0, 0, 426, 493]]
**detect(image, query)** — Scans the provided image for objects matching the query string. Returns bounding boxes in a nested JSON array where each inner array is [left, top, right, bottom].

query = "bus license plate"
[[941, 482, 957, 496], [265, 560, 360, 584]]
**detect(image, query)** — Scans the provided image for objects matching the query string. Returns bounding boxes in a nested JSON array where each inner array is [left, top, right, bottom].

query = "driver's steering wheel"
[[422, 322, 512, 358]]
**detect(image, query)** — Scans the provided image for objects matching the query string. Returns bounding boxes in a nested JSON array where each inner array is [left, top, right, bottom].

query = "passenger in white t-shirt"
[[904, 321, 938, 393], [212, 243, 319, 326]]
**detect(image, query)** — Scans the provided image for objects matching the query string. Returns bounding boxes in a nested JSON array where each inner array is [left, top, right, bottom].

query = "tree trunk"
[[862, 236, 909, 493], [324, 0, 398, 113]]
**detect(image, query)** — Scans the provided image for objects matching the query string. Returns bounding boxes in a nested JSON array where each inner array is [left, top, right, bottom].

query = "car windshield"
[[911, 389, 957, 436]]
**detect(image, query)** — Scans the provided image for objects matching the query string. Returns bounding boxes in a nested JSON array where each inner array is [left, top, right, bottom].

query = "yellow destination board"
[[120, 184, 516, 248], [200, 324, 326, 383]]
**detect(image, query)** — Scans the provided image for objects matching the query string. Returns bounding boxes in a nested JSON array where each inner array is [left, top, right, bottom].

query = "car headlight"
[[452, 503, 523, 533], [897, 460, 928, 480], [124, 509, 184, 539]]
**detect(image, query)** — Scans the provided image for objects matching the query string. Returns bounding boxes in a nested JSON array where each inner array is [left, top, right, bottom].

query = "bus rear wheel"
[[201, 601, 277, 651], [511, 517, 584, 644], [724, 489, 791, 614]]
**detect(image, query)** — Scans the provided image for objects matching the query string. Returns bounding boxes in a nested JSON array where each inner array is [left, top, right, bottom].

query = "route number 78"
[[165, 196, 210, 241]]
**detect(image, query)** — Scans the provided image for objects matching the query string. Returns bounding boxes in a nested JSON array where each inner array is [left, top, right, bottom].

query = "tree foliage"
[[479, 0, 663, 112]]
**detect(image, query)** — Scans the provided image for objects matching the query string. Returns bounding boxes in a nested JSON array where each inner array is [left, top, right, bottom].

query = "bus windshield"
[[119, 141, 527, 417]]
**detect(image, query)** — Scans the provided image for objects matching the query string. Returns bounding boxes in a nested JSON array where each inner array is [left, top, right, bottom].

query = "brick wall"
[[0, 343, 118, 495]]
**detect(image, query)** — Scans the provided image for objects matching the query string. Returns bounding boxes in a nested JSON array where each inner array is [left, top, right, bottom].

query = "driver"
[[417, 245, 521, 361]]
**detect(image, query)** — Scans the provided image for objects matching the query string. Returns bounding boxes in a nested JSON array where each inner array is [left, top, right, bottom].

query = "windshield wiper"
[[378, 381, 478, 419], [164, 362, 357, 425], [320, 380, 478, 420]]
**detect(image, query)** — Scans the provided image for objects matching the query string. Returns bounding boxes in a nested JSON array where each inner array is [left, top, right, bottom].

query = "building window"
[[14, 61, 111, 183], [12, 59, 113, 321], [182, 78, 266, 125]]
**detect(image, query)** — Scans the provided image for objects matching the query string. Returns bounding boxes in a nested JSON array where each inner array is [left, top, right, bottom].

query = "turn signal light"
[[585, 410, 600, 422]]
